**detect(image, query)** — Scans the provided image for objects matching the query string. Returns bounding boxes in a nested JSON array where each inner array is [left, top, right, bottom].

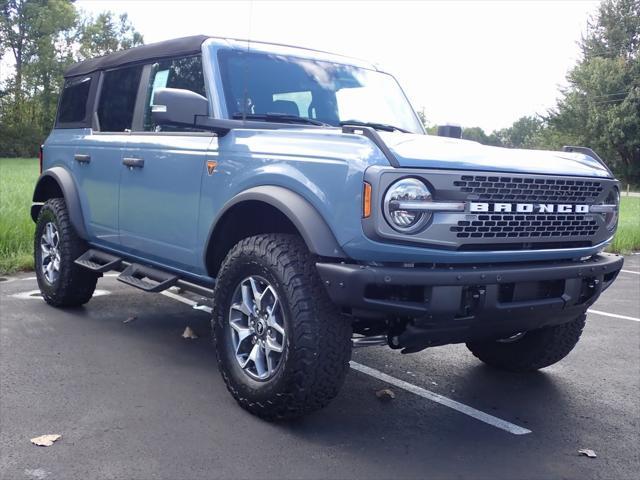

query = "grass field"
[[0, 157, 639, 275], [0, 158, 39, 274], [611, 195, 640, 254]]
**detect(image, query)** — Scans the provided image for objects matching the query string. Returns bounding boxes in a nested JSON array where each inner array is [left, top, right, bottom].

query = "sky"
[[74, 0, 601, 132]]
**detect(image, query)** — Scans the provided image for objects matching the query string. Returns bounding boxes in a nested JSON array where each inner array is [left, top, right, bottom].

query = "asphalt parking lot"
[[1, 256, 638, 480]]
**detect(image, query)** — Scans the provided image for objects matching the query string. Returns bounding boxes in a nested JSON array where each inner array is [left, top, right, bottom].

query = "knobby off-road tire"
[[34, 198, 98, 307], [466, 314, 587, 372], [212, 234, 352, 420]]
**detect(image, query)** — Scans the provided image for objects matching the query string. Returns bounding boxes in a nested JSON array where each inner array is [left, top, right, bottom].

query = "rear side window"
[[143, 55, 206, 131], [56, 76, 93, 126], [98, 65, 143, 132]]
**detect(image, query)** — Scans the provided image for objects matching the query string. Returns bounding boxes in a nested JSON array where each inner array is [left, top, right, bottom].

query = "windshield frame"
[[208, 42, 425, 135]]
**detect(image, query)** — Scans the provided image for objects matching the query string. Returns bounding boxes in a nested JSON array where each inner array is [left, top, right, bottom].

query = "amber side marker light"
[[363, 182, 372, 218]]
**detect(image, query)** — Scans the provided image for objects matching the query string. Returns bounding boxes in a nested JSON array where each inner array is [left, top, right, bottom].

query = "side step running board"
[[117, 264, 179, 293], [75, 249, 122, 273]]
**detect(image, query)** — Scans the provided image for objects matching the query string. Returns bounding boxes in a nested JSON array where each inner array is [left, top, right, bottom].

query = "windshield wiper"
[[232, 112, 329, 126], [339, 120, 410, 133]]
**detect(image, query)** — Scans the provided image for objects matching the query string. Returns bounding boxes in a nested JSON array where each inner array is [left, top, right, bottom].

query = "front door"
[[118, 134, 215, 270], [117, 55, 215, 272]]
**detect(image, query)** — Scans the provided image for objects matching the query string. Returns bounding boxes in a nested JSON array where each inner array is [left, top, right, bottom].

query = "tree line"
[[0, 0, 143, 157], [1, 0, 638, 184], [422, 0, 638, 185]]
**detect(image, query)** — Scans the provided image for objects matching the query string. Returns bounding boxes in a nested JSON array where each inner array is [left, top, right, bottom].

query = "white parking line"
[[588, 309, 640, 322], [620, 269, 639, 275], [160, 289, 531, 435], [350, 361, 531, 435], [160, 290, 212, 313]]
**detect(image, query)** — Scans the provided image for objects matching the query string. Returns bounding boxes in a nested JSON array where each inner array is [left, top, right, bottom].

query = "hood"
[[380, 132, 612, 178]]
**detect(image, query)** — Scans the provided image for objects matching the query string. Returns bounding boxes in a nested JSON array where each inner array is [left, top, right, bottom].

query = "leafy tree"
[[548, 0, 639, 182], [415, 107, 438, 134], [0, 1, 143, 156], [77, 12, 143, 60], [494, 116, 545, 149], [461, 126, 489, 143], [0, 0, 76, 105], [0, 0, 77, 155]]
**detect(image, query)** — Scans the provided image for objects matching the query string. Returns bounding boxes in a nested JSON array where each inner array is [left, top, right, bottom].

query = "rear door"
[[73, 65, 143, 247], [118, 55, 216, 271]]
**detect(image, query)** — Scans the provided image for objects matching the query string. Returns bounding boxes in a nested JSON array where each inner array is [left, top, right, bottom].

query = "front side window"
[[57, 76, 93, 125], [218, 50, 423, 134], [97, 65, 143, 132], [143, 55, 206, 131]]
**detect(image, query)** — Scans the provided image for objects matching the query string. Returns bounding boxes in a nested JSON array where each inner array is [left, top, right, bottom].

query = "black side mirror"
[[151, 88, 208, 127], [437, 124, 462, 139]]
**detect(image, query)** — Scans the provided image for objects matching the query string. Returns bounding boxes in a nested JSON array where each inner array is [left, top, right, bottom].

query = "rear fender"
[[31, 167, 88, 239]]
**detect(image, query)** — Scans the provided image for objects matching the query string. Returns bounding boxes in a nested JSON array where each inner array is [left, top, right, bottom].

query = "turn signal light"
[[363, 182, 372, 218]]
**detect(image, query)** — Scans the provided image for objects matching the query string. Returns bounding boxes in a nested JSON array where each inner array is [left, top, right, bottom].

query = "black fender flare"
[[31, 167, 88, 239], [204, 185, 346, 262]]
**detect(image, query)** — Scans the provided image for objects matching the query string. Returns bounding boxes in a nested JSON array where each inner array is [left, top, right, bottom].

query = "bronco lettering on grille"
[[469, 203, 590, 213]]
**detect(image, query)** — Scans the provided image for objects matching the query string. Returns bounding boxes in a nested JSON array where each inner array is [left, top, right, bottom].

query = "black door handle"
[[122, 157, 144, 168], [74, 154, 91, 163]]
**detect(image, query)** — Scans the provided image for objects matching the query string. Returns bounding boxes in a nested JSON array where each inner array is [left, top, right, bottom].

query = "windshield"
[[217, 49, 424, 134]]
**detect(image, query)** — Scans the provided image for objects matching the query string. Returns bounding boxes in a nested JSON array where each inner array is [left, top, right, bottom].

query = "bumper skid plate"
[[316, 253, 623, 349]]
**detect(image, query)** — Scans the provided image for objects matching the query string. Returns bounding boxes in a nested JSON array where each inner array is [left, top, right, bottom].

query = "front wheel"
[[466, 314, 586, 372], [34, 198, 98, 307], [212, 234, 352, 420]]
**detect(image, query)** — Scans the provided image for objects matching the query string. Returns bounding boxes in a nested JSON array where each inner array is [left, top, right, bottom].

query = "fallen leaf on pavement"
[[30, 434, 61, 447], [182, 326, 198, 339], [375, 388, 396, 402], [578, 449, 597, 458], [123, 316, 137, 324]]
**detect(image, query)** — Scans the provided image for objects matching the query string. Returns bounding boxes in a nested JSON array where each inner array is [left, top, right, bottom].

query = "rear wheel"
[[466, 314, 586, 372], [34, 198, 98, 307], [212, 234, 352, 420]]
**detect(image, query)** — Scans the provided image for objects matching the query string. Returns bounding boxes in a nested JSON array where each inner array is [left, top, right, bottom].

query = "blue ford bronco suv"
[[32, 35, 624, 419]]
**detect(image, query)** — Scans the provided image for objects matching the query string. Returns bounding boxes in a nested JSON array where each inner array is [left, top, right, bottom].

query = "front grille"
[[454, 175, 603, 202], [366, 167, 615, 252], [450, 213, 599, 239]]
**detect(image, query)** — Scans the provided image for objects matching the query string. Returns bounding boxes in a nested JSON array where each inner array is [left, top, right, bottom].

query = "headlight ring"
[[383, 178, 432, 233], [604, 187, 620, 232]]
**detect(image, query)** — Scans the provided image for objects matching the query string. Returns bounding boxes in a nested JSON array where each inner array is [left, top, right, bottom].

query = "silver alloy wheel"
[[40, 222, 61, 284], [228, 275, 286, 381]]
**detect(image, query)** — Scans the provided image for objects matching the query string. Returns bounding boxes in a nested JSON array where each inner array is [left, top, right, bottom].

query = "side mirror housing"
[[437, 124, 462, 139], [151, 88, 208, 127]]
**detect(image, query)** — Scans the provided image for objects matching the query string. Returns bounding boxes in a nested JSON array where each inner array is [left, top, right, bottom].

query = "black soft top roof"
[[64, 35, 209, 78]]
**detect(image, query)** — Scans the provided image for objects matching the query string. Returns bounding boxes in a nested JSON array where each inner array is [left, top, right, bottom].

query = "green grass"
[[609, 196, 640, 254], [0, 158, 38, 274], [0, 157, 638, 275]]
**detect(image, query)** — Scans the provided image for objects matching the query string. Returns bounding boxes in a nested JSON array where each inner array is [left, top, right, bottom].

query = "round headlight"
[[605, 188, 620, 232], [383, 178, 432, 233]]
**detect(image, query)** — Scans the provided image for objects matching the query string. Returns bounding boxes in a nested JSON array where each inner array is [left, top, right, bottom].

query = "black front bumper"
[[317, 253, 623, 349]]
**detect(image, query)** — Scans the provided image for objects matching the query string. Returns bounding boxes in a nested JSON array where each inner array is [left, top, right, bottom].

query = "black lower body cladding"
[[317, 253, 623, 350]]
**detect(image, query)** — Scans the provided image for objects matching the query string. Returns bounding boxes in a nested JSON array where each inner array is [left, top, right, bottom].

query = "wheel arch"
[[31, 167, 88, 239], [204, 186, 345, 277]]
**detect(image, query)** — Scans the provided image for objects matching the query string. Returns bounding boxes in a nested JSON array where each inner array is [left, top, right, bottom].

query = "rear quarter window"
[[56, 76, 94, 127]]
